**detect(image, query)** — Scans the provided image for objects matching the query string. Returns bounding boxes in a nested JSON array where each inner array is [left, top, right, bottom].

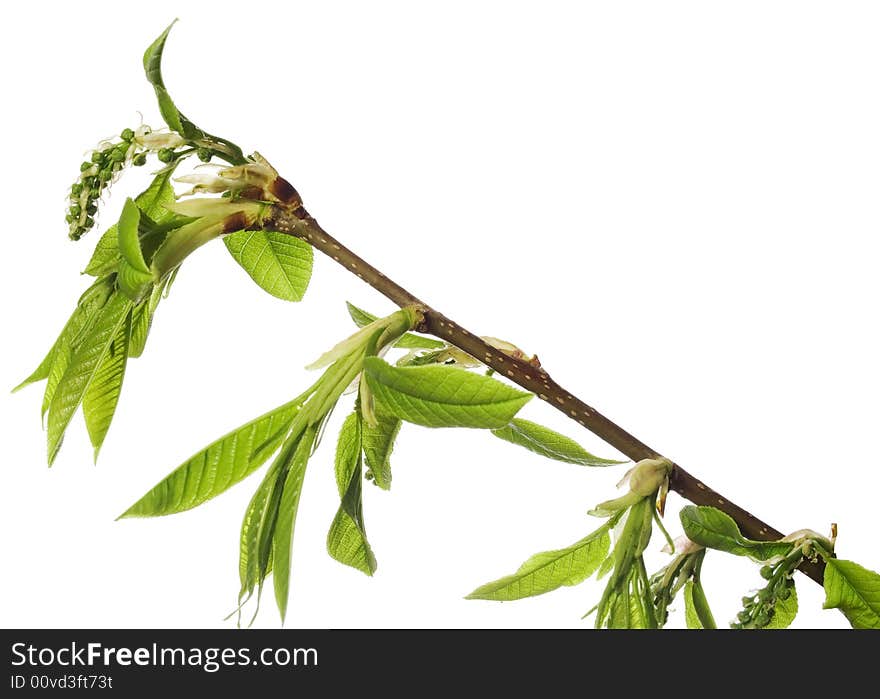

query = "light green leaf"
[[273, 425, 318, 622], [346, 302, 445, 350], [467, 524, 610, 601], [363, 357, 532, 429], [327, 413, 376, 575], [82, 310, 131, 461], [684, 579, 717, 629], [362, 412, 401, 490], [224, 230, 313, 302], [765, 580, 798, 629], [120, 398, 303, 518], [238, 458, 284, 610], [14, 277, 113, 397], [823, 558, 880, 629], [491, 418, 624, 466], [143, 22, 245, 163], [680, 506, 793, 561], [118, 198, 149, 273], [84, 167, 183, 277], [333, 413, 361, 496], [46, 292, 133, 465], [684, 581, 702, 629]]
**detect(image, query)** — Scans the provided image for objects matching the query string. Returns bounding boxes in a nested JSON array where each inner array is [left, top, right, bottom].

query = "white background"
[[1, 1, 877, 629]]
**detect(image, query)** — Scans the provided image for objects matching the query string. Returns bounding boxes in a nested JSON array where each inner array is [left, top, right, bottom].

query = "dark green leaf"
[[46, 292, 133, 464], [224, 230, 313, 302], [120, 398, 303, 517], [273, 425, 318, 621], [467, 524, 610, 601], [363, 357, 532, 429], [680, 506, 793, 561], [346, 302, 444, 350], [823, 558, 880, 629], [362, 412, 401, 490], [491, 418, 623, 466], [82, 310, 131, 460]]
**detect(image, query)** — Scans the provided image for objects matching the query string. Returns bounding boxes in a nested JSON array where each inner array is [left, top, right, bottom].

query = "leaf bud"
[[760, 565, 774, 580], [157, 148, 175, 163], [132, 153, 147, 166], [120, 128, 134, 141], [197, 147, 213, 162]]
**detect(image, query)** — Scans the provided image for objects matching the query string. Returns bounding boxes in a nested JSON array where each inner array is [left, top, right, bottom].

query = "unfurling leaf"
[[82, 311, 131, 460], [822, 558, 880, 629], [467, 524, 610, 601], [363, 357, 531, 429], [46, 292, 133, 465], [491, 418, 624, 466], [224, 230, 313, 302], [362, 412, 401, 490], [680, 506, 793, 561], [327, 412, 377, 575], [143, 22, 245, 164], [119, 397, 305, 518], [346, 302, 444, 350]]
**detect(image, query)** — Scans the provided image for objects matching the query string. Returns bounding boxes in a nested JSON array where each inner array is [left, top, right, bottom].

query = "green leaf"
[[491, 418, 623, 466], [823, 558, 880, 629], [238, 458, 284, 609], [84, 168, 183, 277], [684, 581, 702, 629], [680, 506, 793, 561], [765, 580, 798, 629], [362, 412, 401, 490], [82, 310, 131, 461], [684, 578, 717, 629], [273, 425, 318, 622], [363, 357, 532, 429], [118, 198, 150, 273], [143, 22, 245, 164], [466, 524, 610, 601], [327, 412, 376, 575], [119, 398, 304, 518], [46, 292, 133, 465], [346, 302, 444, 350], [14, 277, 113, 396], [224, 230, 313, 302]]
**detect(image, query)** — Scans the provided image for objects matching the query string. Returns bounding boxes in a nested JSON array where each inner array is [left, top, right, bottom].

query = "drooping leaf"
[[327, 413, 376, 575], [224, 230, 313, 302], [822, 558, 880, 629], [491, 418, 624, 466], [14, 276, 113, 396], [346, 302, 444, 350], [116, 199, 154, 301], [82, 310, 131, 460], [680, 506, 793, 561], [362, 412, 401, 490], [120, 398, 304, 518], [363, 357, 532, 429], [467, 524, 610, 601], [273, 425, 318, 621], [765, 580, 798, 629], [143, 22, 245, 164], [46, 292, 133, 465]]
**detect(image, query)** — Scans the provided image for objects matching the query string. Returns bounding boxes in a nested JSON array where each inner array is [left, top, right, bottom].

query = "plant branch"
[[264, 198, 825, 586]]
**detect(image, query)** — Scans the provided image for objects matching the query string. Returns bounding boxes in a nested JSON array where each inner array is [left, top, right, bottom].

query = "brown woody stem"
[[265, 200, 825, 586]]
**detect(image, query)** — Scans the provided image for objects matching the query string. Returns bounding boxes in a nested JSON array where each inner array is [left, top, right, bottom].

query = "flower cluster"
[[67, 125, 188, 240]]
